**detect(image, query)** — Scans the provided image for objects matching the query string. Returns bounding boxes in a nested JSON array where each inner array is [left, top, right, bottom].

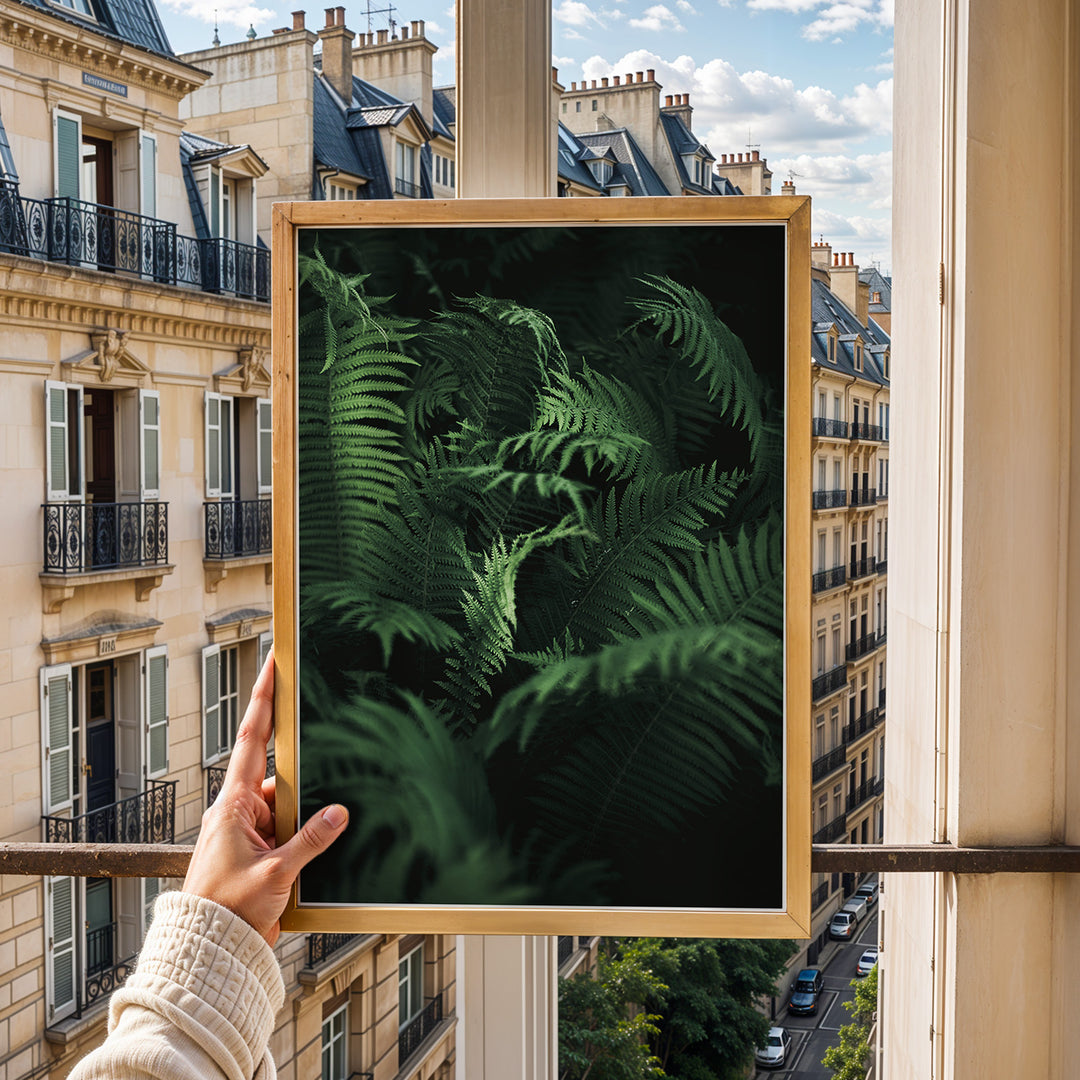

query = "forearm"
[[69, 892, 285, 1080]]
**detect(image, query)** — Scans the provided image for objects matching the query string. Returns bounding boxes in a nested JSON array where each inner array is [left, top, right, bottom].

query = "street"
[[754, 910, 879, 1079]]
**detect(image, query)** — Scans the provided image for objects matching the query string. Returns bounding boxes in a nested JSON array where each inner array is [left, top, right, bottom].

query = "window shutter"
[[139, 390, 161, 500], [40, 664, 73, 816], [140, 133, 157, 219], [142, 876, 161, 933], [45, 382, 70, 502], [144, 645, 168, 779], [201, 644, 221, 767], [257, 398, 272, 494], [219, 395, 233, 498], [205, 392, 221, 498], [210, 167, 221, 237], [45, 876, 78, 1022], [54, 112, 80, 200]]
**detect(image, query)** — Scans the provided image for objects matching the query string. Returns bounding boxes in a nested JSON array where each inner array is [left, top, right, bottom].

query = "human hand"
[[182, 648, 348, 945]]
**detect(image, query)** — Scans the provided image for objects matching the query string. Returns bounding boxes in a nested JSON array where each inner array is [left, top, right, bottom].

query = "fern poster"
[[276, 199, 811, 936]]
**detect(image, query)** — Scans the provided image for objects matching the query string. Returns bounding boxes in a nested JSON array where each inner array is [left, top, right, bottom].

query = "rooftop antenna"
[[745, 127, 761, 155], [212, 9, 220, 46], [362, 0, 399, 35]]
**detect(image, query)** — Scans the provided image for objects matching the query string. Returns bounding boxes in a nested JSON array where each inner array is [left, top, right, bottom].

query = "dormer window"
[[50, 0, 96, 19], [587, 159, 613, 185], [872, 291, 882, 304], [854, 342, 863, 371], [828, 335, 837, 363], [327, 181, 357, 200]]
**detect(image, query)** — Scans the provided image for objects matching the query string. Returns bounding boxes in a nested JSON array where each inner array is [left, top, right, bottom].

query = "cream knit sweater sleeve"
[[68, 891, 286, 1080]]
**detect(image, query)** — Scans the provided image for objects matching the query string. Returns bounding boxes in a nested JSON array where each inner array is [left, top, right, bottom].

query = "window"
[[205, 392, 272, 500], [575, 101, 581, 112], [833, 785, 843, 819], [818, 390, 827, 417], [854, 342, 863, 371], [201, 643, 240, 766], [396, 141, 417, 186], [817, 794, 828, 829], [399, 943, 424, 1027], [327, 181, 357, 200], [816, 633, 826, 675], [322, 1001, 348, 1080], [591, 99, 598, 111], [833, 393, 842, 420], [815, 715, 825, 758], [828, 335, 836, 363], [562, 102, 567, 113], [587, 159, 612, 184], [816, 530, 826, 571], [51, 0, 95, 16], [816, 458, 826, 489], [831, 627, 841, 668], [206, 166, 254, 242]]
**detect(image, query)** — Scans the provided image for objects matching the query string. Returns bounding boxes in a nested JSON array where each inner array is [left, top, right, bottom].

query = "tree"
[[559, 945, 667, 1080], [822, 966, 878, 1080]]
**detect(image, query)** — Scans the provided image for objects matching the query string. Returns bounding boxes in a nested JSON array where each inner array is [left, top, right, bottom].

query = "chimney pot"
[[752, 150, 760, 161], [636, 71, 643, 82], [416, 19, 424, 35], [377, 28, 388, 42], [401, 24, 409, 38], [739, 153, 745, 162], [411, 19, 419, 34], [665, 94, 673, 106], [591, 79, 597, 88], [571, 81, 577, 90], [292, 9, 305, 29], [625, 72, 633, 83], [324, 7, 334, 28], [834, 254, 839, 266], [335, 5, 344, 24], [601, 77, 608, 87], [613, 75, 620, 86], [646, 68, 655, 81], [553, 65, 559, 80]]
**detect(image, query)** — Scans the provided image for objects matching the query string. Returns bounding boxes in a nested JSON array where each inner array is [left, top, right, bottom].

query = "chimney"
[[318, 6, 354, 101], [661, 91, 693, 131], [352, 14, 437, 129], [830, 252, 868, 324], [613, 75, 620, 86], [401, 24, 409, 38], [601, 77, 608, 87], [646, 68, 655, 81], [635, 71, 643, 82], [292, 9, 305, 29], [811, 239, 832, 271], [781, 179, 796, 195], [665, 94, 673, 106]]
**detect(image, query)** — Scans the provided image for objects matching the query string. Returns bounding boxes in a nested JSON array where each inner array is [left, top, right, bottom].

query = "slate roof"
[[180, 131, 267, 170], [573, 127, 670, 196], [810, 277, 890, 386], [16, 0, 173, 57], [179, 140, 211, 240], [859, 265, 893, 313], [432, 87, 456, 138], [312, 74, 376, 188], [659, 111, 715, 195]]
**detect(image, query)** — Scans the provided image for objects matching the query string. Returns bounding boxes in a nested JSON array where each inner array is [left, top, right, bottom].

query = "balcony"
[[811, 881, 832, 910], [76, 922, 136, 1019], [849, 487, 878, 507], [43, 501, 168, 574], [812, 417, 849, 439], [812, 744, 848, 783], [812, 489, 847, 510], [395, 177, 422, 198], [877, 558, 888, 575], [843, 707, 882, 745], [307, 932, 357, 967], [846, 775, 884, 814], [849, 556, 877, 581], [812, 664, 847, 702], [812, 565, 846, 593], [0, 187, 268, 302], [879, 687, 887, 714], [204, 500, 272, 559], [558, 935, 574, 966], [846, 631, 881, 662], [813, 814, 847, 845], [207, 751, 274, 809], [399, 992, 444, 1067], [43, 780, 176, 844], [850, 422, 883, 441]]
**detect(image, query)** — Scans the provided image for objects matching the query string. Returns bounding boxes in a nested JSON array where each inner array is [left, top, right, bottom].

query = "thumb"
[[276, 804, 349, 877]]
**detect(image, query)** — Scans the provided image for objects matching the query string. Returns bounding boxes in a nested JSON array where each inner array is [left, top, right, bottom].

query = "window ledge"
[[203, 554, 272, 593], [396, 1016, 456, 1080], [40, 565, 174, 613], [297, 933, 382, 991], [45, 998, 110, 1047]]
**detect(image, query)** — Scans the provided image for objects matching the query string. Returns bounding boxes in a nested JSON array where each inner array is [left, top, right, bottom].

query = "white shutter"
[[139, 389, 161, 500], [45, 381, 82, 502], [258, 630, 273, 671], [220, 395, 233, 498], [40, 664, 73, 816], [144, 645, 168, 779], [201, 644, 222, 767], [257, 397, 272, 495], [142, 877, 161, 933], [205, 392, 221, 498], [139, 132, 157, 220], [45, 876, 78, 1022]]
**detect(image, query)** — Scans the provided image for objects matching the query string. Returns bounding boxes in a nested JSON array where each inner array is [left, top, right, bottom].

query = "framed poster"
[[273, 197, 810, 937]]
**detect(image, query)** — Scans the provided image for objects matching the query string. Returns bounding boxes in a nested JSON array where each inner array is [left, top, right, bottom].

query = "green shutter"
[[140, 134, 156, 218], [140, 390, 160, 498], [47, 876, 77, 1021], [145, 645, 168, 778], [205, 393, 221, 497], [210, 168, 220, 237], [257, 398, 272, 494], [202, 644, 221, 766], [142, 876, 160, 932], [46, 383, 69, 500], [55, 115, 80, 200], [41, 665, 73, 815]]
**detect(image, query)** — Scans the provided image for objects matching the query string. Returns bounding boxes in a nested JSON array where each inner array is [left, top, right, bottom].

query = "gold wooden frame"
[[273, 196, 811, 937]]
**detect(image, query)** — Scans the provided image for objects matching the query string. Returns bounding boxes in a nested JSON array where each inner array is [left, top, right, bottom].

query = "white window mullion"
[[201, 644, 222, 767]]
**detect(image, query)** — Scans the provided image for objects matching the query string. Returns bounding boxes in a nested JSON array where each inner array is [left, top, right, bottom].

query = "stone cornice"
[[0, 1, 211, 100], [0, 252, 270, 349]]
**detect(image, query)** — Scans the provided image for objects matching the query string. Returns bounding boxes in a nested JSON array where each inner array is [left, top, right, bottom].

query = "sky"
[[160, 0, 894, 274]]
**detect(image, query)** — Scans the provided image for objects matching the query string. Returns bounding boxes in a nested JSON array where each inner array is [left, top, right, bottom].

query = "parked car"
[[842, 895, 868, 924], [830, 910, 856, 940], [788, 967, 824, 1015], [854, 880, 879, 906], [754, 1026, 792, 1069], [856, 947, 879, 976]]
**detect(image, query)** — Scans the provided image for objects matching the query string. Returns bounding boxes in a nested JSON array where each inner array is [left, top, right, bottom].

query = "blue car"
[[788, 968, 824, 1015]]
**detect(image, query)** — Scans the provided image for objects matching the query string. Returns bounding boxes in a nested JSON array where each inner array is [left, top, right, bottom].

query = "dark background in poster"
[[297, 222, 786, 911]]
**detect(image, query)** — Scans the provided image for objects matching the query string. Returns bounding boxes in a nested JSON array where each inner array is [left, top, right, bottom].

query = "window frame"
[[321, 999, 349, 1080]]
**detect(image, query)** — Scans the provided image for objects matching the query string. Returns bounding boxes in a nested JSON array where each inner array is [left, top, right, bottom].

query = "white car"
[[856, 947, 879, 976], [754, 1026, 792, 1069]]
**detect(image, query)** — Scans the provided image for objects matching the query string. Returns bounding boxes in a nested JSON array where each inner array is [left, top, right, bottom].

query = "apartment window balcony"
[[203, 500, 272, 559], [846, 631, 880, 662], [43, 780, 176, 844], [307, 933, 357, 967], [812, 417, 849, 438], [812, 565, 846, 593], [77, 921, 136, 1020], [812, 664, 847, 702], [877, 558, 888, 575], [846, 775, 884, 814], [812, 489, 847, 510], [42, 501, 168, 574], [843, 707, 881, 745], [0, 188, 269, 302], [850, 423, 883, 441], [879, 687, 887, 713], [812, 744, 848, 782], [207, 751, 274, 809], [849, 556, 877, 581], [399, 992, 444, 1067], [395, 177, 422, 198], [813, 814, 847, 845], [811, 881, 832, 910], [558, 935, 574, 966], [849, 487, 878, 507]]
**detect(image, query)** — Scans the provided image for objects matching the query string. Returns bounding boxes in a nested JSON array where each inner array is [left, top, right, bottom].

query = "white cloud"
[[554, 0, 604, 27], [676, 0, 698, 12], [716, 0, 734, 6], [745, 0, 892, 40], [629, 4, 685, 31], [600, 6, 626, 18], [163, 0, 273, 31], [773, 150, 891, 205], [444, 3, 455, 16], [746, 0, 822, 12], [554, 54, 578, 67], [425, 20, 446, 35], [563, 27, 586, 39]]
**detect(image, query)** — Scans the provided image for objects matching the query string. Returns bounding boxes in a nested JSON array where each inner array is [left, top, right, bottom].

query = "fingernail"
[[323, 804, 347, 829]]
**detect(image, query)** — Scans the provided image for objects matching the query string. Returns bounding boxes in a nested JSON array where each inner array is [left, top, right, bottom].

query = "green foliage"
[[822, 966, 878, 1080], [297, 248, 785, 905]]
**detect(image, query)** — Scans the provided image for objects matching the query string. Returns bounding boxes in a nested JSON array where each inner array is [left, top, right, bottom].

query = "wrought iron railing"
[[204, 499, 272, 559], [843, 707, 881, 745], [846, 632, 879, 662], [207, 751, 274, 808], [395, 177, 422, 198], [43, 780, 176, 844], [812, 565, 846, 592], [847, 776, 884, 814], [850, 423, 883, 441], [399, 993, 443, 1065], [812, 417, 849, 438], [42, 501, 168, 573], [849, 556, 877, 580], [810, 881, 832, 910], [812, 489, 848, 510], [0, 187, 268, 301], [879, 687, 887, 711], [812, 744, 848, 783], [558, 935, 574, 966], [850, 487, 878, 507], [877, 558, 888, 575], [307, 932, 356, 967], [812, 664, 847, 702], [78, 921, 136, 1018], [813, 814, 847, 845]]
